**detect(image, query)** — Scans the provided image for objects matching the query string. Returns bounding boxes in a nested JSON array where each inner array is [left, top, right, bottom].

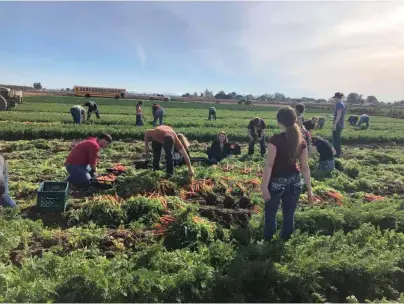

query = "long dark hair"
[[277, 106, 303, 164]]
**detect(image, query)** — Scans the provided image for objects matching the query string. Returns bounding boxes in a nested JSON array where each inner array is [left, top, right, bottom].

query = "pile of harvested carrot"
[[364, 193, 384, 202], [314, 190, 344, 206], [97, 174, 117, 182], [107, 164, 127, 174], [152, 215, 176, 236]]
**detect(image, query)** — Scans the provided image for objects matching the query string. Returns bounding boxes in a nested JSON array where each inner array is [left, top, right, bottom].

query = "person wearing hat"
[[83, 100, 100, 120], [65, 133, 112, 186], [332, 92, 346, 158], [247, 117, 267, 156], [0, 154, 17, 208], [208, 106, 217, 120]]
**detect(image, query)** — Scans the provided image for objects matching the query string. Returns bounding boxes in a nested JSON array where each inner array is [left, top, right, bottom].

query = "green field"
[[1, 96, 404, 302]]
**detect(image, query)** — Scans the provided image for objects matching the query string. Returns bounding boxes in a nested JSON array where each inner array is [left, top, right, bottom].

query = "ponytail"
[[285, 123, 303, 164]]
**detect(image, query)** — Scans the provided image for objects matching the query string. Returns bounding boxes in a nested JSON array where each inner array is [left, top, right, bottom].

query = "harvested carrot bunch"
[[364, 193, 384, 202], [97, 174, 117, 183], [316, 190, 344, 206], [107, 164, 127, 175], [152, 215, 176, 236], [221, 164, 235, 172]]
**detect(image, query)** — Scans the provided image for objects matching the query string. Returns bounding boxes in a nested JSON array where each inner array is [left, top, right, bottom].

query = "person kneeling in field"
[[248, 117, 267, 157], [70, 105, 87, 124], [261, 106, 313, 241], [83, 100, 100, 120], [207, 131, 231, 164], [357, 114, 370, 128], [305, 121, 336, 171], [144, 126, 194, 178], [0, 154, 17, 208], [65, 133, 112, 186]]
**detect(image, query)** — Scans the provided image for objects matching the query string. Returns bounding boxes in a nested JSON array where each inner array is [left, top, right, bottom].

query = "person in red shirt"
[[261, 106, 314, 241], [144, 125, 194, 178], [65, 133, 112, 185]]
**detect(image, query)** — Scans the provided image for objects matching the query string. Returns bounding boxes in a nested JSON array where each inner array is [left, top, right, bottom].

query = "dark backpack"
[[229, 142, 241, 155]]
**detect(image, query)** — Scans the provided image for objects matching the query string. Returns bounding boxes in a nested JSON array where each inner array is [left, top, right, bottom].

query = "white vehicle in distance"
[[149, 94, 171, 102]]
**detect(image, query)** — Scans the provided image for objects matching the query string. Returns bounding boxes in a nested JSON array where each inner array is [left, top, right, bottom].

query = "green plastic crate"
[[37, 181, 69, 213]]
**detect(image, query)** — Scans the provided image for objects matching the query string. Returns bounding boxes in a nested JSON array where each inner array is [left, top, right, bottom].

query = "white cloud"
[[236, 2, 404, 101]]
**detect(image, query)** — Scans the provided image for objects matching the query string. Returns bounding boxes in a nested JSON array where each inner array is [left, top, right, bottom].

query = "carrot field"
[[1, 96, 404, 302]]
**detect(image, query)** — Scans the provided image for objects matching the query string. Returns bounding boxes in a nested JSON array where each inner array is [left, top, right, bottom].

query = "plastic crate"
[[37, 181, 69, 213]]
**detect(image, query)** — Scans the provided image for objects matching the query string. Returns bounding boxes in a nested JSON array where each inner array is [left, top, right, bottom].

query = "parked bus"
[[73, 86, 127, 99]]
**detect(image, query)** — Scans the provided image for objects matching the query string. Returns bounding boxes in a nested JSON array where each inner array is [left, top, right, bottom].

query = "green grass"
[[2, 96, 404, 302]]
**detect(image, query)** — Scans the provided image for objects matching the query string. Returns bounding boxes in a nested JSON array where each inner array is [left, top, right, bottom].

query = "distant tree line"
[[180, 89, 399, 105]]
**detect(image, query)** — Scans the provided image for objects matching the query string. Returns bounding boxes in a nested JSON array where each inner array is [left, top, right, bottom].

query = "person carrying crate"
[[0, 154, 17, 208], [64, 133, 112, 186], [70, 105, 87, 124], [83, 100, 100, 120]]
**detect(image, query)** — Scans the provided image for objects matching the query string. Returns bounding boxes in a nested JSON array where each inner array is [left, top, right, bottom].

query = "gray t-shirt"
[[333, 101, 346, 128]]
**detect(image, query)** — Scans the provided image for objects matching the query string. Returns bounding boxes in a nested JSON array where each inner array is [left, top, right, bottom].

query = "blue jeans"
[[135, 114, 143, 126], [264, 175, 301, 241], [332, 126, 343, 158], [0, 173, 17, 208], [357, 116, 369, 127], [153, 108, 164, 126], [152, 135, 174, 176], [65, 164, 92, 185], [248, 136, 266, 156], [70, 107, 82, 124]]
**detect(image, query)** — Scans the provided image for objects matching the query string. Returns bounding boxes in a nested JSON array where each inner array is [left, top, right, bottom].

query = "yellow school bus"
[[73, 86, 127, 99]]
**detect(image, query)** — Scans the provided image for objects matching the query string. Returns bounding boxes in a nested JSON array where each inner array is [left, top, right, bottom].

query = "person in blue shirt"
[[332, 92, 346, 158]]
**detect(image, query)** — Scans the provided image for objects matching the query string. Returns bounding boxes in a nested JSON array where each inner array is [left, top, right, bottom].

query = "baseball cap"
[[332, 92, 344, 99]]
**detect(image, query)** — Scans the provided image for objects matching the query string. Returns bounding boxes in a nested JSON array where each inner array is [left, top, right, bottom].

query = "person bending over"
[[144, 125, 194, 178], [248, 117, 267, 156], [65, 133, 112, 186], [152, 104, 165, 127], [305, 121, 336, 171], [70, 105, 87, 124], [348, 115, 358, 126], [208, 106, 217, 120], [83, 100, 100, 120], [261, 106, 313, 241], [0, 154, 17, 208], [357, 114, 370, 128], [207, 131, 231, 164]]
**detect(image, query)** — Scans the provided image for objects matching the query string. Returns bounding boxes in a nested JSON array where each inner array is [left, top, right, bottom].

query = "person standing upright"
[[332, 92, 346, 158], [136, 101, 144, 126]]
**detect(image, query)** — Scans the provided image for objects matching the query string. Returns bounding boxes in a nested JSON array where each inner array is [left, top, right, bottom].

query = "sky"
[[1, 1, 404, 102]]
